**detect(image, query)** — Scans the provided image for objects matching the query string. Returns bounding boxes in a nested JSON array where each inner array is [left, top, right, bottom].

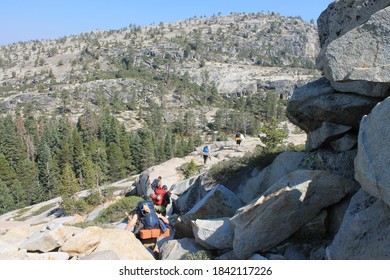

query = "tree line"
[[0, 107, 202, 215]]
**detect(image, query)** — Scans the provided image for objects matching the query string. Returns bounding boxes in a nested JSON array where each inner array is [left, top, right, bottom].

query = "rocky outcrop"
[[286, 77, 381, 133], [0, 224, 154, 260], [180, 184, 244, 226], [326, 190, 390, 259], [285, 0, 390, 260], [233, 151, 306, 204], [355, 97, 390, 206], [191, 218, 234, 250], [230, 170, 359, 259]]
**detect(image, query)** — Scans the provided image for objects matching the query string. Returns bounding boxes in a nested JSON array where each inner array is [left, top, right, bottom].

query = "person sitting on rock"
[[150, 183, 169, 215], [125, 200, 170, 234]]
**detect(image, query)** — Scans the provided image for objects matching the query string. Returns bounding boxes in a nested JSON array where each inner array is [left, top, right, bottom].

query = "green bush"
[[86, 190, 103, 206], [184, 250, 214, 260], [61, 198, 88, 216], [94, 196, 143, 224], [183, 159, 201, 178]]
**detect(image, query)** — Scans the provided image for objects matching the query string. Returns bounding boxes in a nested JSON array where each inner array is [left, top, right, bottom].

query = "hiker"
[[151, 176, 162, 191], [125, 200, 170, 234], [150, 183, 169, 215], [125, 200, 171, 259], [235, 133, 245, 146], [202, 145, 211, 164]]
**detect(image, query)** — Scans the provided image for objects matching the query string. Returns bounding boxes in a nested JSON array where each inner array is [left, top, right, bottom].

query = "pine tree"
[[82, 158, 105, 190], [139, 136, 156, 172], [0, 180, 15, 215], [36, 141, 52, 201], [260, 120, 288, 150], [71, 128, 85, 184], [0, 154, 16, 187], [107, 142, 127, 181], [77, 106, 99, 142], [59, 162, 81, 199], [164, 132, 173, 160], [88, 139, 109, 178], [186, 137, 195, 154], [16, 159, 39, 206], [1, 115, 27, 169], [10, 179, 26, 209], [129, 132, 142, 172], [119, 127, 135, 174]]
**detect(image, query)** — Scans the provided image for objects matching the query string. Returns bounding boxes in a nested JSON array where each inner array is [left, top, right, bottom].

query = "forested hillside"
[[0, 12, 320, 215]]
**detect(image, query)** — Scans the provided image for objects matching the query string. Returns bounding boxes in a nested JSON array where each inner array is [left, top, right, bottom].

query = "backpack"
[[162, 191, 171, 206], [136, 201, 159, 229], [203, 145, 209, 154]]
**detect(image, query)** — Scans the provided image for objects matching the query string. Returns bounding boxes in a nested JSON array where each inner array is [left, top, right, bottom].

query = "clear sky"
[[0, 0, 334, 46]]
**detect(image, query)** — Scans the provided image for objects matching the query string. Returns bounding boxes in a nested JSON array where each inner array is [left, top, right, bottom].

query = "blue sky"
[[1, 0, 333, 46]]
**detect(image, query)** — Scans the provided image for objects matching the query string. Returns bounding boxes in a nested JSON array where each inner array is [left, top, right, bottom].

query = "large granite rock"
[[192, 218, 234, 250], [230, 170, 359, 259], [286, 77, 381, 132], [327, 189, 390, 259], [317, 0, 390, 49], [180, 184, 244, 226], [355, 97, 390, 206], [319, 7, 390, 97], [233, 151, 306, 203]]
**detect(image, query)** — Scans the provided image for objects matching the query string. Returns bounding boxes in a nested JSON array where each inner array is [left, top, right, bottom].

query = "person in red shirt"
[[150, 183, 169, 215]]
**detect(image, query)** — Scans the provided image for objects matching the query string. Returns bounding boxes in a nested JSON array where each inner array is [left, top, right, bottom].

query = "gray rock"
[[192, 218, 234, 250], [286, 77, 381, 132], [180, 184, 244, 226], [355, 97, 390, 206], [160, 238, 205, 260], [234, 151, 306, 204], [171, 174, 211, 214], [319, 7, 390, 97], [306, 122, 352, 151], [330, 133, 357, 152], [327, 189, 390, 259], [231, 170, 359, 259], [300, 149, 357, 180], [317, 0, 390, 49]]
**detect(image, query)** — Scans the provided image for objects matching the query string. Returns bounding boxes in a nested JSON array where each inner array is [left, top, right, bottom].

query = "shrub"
[[94, 196, 143, 224], [183, 159, 201, 178], [60, 198, 88, 216], [184, 250, 214, 260]]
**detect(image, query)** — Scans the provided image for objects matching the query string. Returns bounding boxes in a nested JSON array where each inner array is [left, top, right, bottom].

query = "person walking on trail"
[[235, 133, 245, 147], [202, 145, 211, 164]]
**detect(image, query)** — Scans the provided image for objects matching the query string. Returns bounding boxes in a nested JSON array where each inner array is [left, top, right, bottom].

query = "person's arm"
[[125, 212, 138, 231], [156, 212, 170, 225]]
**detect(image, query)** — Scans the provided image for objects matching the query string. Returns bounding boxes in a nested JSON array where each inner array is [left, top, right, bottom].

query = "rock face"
[[327, 190, 390, 259], [285, 0, 390, 260], [355, 97, 390, 206], [230, 170, 359, 259], [286, 77, 381, 133]]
